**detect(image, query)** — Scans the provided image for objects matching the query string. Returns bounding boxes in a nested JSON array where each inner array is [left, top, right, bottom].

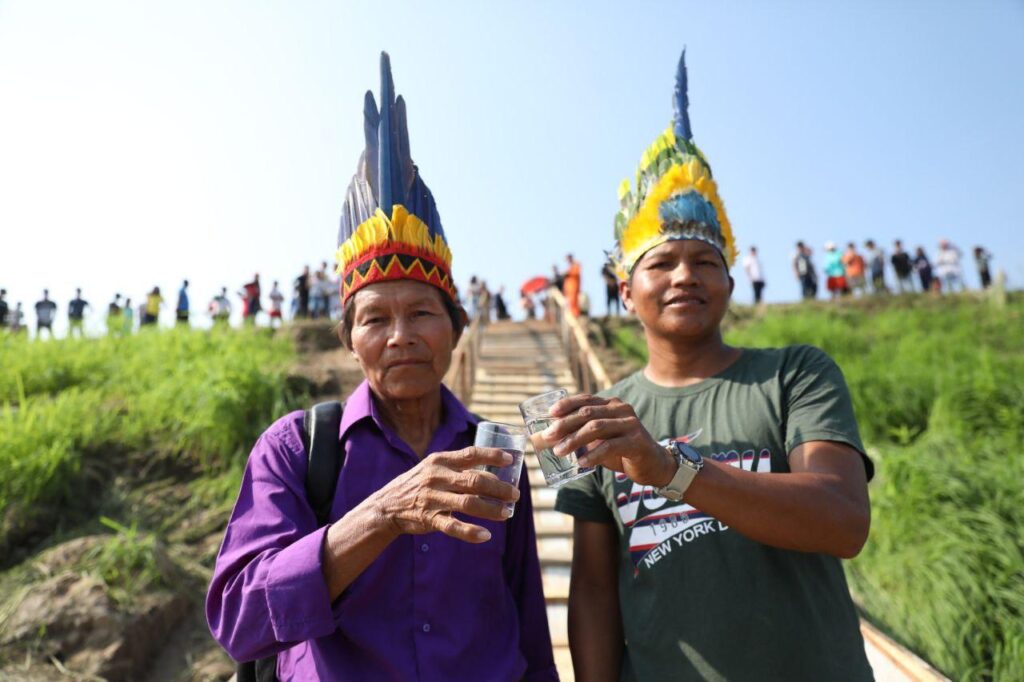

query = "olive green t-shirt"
[[555, 345, 875, 682]]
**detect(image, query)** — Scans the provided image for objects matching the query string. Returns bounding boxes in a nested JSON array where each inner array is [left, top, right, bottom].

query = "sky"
[[2, 1, 1023, 334]]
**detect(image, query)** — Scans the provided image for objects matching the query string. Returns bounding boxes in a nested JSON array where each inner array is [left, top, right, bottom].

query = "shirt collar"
[[339, 378, 478, 442]]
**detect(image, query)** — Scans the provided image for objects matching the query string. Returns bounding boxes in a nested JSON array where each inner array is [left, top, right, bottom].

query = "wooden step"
[[542, 565, 570, 602], [548, 603, 568, 647], [531, 486, 559, 511], [534, 510, 574, 537], [554, 645, 573, 680], [537, 536, 573, 564]]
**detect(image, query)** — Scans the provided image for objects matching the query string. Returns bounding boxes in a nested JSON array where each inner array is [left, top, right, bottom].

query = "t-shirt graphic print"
[[618, 428, 781, 575]]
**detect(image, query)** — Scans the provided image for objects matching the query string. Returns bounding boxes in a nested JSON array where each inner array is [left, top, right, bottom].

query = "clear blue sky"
[[2, 1, 1022, 332]]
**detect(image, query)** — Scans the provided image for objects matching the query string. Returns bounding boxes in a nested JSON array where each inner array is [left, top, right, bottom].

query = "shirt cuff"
[[264, 525, 337, 643]]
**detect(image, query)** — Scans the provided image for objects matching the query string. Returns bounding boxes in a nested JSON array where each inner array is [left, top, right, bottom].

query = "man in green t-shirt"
[[544, 52, 874, 681]]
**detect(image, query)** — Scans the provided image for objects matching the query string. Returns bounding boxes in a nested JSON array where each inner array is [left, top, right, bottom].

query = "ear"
[[728, 274, 735, 297], [619, 278, 634, 314]]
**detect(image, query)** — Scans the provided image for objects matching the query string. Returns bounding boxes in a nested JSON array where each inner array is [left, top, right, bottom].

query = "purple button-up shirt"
[[207, 380, 557, 681]]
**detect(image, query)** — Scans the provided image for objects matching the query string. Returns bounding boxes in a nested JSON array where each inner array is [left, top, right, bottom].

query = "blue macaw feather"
[[658, 191, 720, 232], [673, 49, 693, 143], [362, 91, 380, 202], [377, 52, 396, 212], [339, 51, 446, 246]]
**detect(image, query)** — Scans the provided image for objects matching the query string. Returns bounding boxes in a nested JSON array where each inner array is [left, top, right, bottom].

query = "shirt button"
[[420, 543, 429, 552], [422, 623, 431, 633]]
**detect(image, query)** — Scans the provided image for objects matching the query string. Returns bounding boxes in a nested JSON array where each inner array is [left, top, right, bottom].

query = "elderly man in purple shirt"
[[206, 53, 557, 681]]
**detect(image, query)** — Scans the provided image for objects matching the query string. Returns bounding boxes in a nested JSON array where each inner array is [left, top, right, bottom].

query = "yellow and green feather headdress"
[[336, 52, 456, 305], [611, 50, 736, 279]]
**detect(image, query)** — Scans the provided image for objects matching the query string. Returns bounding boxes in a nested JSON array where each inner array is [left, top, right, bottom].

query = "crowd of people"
[[0, 262, 349, 339], [741, 238, 997, 304], [2, 236, 1002, 340]]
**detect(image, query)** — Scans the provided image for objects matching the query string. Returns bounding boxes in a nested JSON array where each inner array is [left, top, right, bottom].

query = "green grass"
[[84, 517, 170, 607], [607, 295, 1024, 681], [0, 327, 304, 547]]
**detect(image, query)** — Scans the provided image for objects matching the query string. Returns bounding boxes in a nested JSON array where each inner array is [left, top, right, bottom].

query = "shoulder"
[[598, 370, 642, 400], [740, 345, 841, 381], [774, 345, 841, 377], [246, 410, 308, 482]]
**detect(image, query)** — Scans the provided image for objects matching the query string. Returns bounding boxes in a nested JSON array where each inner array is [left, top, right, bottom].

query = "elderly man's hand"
[[370, 447, 521, 543]]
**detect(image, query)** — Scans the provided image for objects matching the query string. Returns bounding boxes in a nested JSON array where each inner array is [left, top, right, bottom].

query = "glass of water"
[[519, 388, 596, 488], [474, 421, 527, 517]]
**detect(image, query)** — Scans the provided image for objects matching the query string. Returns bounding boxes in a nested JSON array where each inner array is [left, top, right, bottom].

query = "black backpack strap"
[[238, 401, 346, 682], [303, 400, 346, 526]]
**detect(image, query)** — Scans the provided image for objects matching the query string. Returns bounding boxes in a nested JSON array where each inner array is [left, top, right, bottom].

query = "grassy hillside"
[[0, 327, 304, 557], [603, 294, 1023, 681]]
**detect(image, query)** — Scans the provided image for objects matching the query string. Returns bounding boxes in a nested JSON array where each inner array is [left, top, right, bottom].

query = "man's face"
[[350, 281, 455, 402], [620, 239, 733, 342]]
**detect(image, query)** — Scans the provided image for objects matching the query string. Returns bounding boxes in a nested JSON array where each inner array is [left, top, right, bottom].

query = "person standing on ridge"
[[210, 287, 231, 326], [842, 242, 866, 296], [34, 289, 57, 339], [973, 246, 993, 289], [914, 246, 935, 293], [891, 240, 914, 294], [9, 302, 26, 334], [122, 298, 134, 334], [241, 274, 261, 325], [602, 262, 621, 316], [550, 51, 873, 682], [563, 253, 582, 317], [294, 265, 310, 318], [936, 239, 964, 292], [0, 289, 8, 330], [67, 288, 89, 338], [823, 242, 848, 300], [176, 280, 190, 326], [742, 245, 765, 304], [106, 294, 123, 336], [792, 241, 817, 300], [494, 286, 510, 320], [142, 287, 163, 327], [864, 239, 887, 293], [268, 280, 284, 328]]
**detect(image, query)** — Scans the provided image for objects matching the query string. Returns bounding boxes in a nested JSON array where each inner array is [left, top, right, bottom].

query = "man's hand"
[[534, 394, 677, 487], [370, 447, 520, 543]]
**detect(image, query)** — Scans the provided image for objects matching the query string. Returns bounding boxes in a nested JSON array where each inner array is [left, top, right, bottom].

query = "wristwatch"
[[654, 441, 704, 501]]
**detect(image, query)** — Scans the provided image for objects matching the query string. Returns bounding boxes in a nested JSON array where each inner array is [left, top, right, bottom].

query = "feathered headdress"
[[336, 52, 456, 304], [611, 50, 736, 279]]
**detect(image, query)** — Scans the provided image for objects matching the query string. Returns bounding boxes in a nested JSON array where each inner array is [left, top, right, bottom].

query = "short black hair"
[[339, 289, 466, 350]]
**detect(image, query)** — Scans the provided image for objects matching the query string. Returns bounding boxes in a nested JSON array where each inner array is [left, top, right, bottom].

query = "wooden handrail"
[[443, 317, 482, 403], [545, 287, 613, 394]]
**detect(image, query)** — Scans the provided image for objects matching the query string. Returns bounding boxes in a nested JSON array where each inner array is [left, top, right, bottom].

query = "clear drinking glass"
[[519, 388, 596, 488], [473, 421, 527, 517]]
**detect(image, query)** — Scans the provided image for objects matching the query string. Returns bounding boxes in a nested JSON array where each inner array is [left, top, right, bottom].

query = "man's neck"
[[643, 329, 742, 388], [376, 391, 443, 458]]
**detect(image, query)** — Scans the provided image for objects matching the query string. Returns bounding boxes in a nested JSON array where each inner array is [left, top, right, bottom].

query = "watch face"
[[673, 441, 703, 465]]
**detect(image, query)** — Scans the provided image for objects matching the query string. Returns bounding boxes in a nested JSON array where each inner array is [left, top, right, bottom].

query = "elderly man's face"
[[350, 281, 455, 402]]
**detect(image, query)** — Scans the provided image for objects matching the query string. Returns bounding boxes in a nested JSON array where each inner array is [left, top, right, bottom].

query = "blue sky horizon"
[[2, 1, 1022, 333]]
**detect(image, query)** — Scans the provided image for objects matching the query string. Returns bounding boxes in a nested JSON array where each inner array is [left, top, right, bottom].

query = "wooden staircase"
[[466, 320, 576, 679]]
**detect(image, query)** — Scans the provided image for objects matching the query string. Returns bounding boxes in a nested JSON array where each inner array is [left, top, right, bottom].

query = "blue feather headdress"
[[611, 50, 736, 279], [336, 52, 455, 304]]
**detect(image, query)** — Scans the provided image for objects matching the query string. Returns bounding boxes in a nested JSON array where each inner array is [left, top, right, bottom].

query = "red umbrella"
[[520, 276, 550, 295]]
